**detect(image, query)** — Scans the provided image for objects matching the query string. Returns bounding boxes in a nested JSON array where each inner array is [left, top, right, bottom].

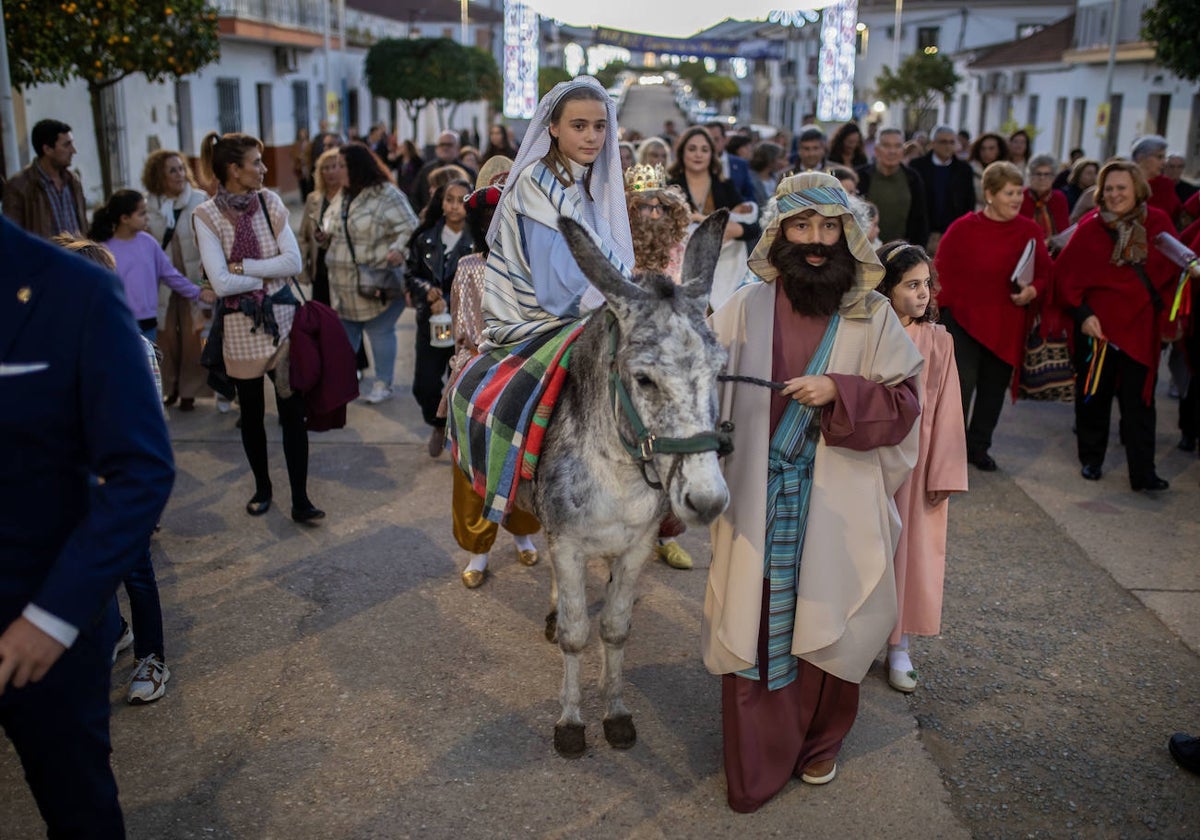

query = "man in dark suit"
[[0, 218, 175, 837], [909, 125, 976, 253], [705, 121, 756, 205]]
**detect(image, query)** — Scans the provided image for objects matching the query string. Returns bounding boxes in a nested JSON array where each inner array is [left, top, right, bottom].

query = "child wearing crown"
[[624, 163, 697, 569]]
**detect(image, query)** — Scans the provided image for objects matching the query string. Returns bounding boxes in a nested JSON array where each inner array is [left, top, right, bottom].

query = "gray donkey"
[[519, 210, 732, 757]]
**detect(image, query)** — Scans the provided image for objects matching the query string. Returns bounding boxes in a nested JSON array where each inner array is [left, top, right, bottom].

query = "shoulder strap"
[[256, 192, 307, 304], [340, 192, 359, 264], [1102, 225, 1163, 312]]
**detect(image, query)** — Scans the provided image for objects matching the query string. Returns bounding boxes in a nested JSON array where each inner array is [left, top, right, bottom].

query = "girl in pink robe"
[[876, 242, 969, 692]]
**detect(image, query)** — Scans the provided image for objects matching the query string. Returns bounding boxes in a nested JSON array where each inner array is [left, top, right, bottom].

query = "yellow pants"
[[452, 466, 540, 553]]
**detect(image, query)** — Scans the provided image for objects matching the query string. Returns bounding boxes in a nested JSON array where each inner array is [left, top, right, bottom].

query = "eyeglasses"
[[636, 203, 665, 216], [1030, 170, 1055, 179], [437, 142, 456, 148]]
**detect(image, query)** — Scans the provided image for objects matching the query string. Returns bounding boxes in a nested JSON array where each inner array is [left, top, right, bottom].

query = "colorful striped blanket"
[[448, 319, 586, 523]]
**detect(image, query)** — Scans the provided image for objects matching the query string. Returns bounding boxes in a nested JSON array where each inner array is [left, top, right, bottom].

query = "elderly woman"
[[1057, 160, 1190, 491], [1020, 153, 1070, 249], [324, 143, 419, 405], [934, 161, 1053, 472], [636, 136, 672, 169], [1132, 134, 1182, 227], [142, 149, 211, 410], [297, 148, 345, 305]]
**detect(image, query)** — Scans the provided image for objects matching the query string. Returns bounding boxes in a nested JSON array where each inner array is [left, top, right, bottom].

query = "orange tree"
[[365, 38, 485, 140], [5, 0, 221, 196]]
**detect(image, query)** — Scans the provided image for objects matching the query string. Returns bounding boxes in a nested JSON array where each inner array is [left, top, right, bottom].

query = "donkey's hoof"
[[603, 714, 637, 749], [544, 610, 558, 643], [554, 722, 587, 758]]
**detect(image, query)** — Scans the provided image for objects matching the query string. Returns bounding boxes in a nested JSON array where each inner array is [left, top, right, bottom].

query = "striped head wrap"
[[747, 172, 884, 297]]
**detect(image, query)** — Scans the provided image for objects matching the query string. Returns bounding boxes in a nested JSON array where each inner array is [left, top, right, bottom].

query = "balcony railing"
[[216, 0, 328, 31]]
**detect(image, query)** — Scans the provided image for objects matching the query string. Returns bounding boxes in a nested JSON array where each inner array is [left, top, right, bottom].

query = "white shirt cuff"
[[22, 604, 79, 648], [580, 285, 606, 313]]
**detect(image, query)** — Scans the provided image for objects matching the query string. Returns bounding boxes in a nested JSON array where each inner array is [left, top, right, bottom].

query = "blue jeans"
[[340, 300, 404, 389], [123, 546, 164, 660]]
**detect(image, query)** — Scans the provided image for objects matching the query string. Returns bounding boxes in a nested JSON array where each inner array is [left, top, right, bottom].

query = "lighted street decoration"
[[504, 0, 539, 119], [817, 0, 857, 122], [767, 9, 822, 28]]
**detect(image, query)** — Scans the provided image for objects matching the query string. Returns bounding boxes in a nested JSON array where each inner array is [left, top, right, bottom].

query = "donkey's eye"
[[634, 374, 656, 389]]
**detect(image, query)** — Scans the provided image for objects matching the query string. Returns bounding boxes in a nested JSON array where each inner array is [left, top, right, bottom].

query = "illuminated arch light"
[[503, 1, 539, 119], [768, 9, 822, 28], [817, 0, 858, 122]]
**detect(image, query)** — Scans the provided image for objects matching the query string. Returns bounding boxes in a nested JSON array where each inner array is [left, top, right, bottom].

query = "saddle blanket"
[[449, 319, 586, 523]]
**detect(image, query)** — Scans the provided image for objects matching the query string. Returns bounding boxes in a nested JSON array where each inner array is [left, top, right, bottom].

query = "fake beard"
[[769, 236, 858, 318], [630, 214, 681, 274]]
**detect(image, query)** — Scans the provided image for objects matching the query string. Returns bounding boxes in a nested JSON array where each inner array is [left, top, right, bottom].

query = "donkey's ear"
[[558, 216, 643, 318], [679, 209, 729, 304]]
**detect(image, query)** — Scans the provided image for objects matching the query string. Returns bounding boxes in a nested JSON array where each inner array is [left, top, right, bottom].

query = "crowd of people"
[[4, 82, 1200, 834]]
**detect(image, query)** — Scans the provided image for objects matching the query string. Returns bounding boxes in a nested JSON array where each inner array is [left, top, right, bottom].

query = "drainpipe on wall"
[[0, 0, 21, 176]]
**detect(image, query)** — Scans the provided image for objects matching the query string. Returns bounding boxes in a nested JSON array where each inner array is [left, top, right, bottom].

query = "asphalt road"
[[617, 82, 688, 143], [2, 304, 1198, 838]]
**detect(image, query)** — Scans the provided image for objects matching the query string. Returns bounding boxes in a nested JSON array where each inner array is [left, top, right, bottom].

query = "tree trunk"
[[88, 83, 114, 199]]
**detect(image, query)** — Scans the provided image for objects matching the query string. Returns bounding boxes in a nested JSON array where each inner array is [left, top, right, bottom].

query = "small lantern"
[[429, 311, 454, 348]]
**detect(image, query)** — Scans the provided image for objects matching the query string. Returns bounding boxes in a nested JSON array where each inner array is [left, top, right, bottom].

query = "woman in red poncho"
[[1021, 153, 1070, 251], [935, 161, 1052, 472], [1056, 160, 1177, 491]]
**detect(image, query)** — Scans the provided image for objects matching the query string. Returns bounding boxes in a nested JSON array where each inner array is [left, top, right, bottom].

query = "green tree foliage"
[[538, 67, 572, 99], [675, 60, 709, 85], [366, 38, 493, 138], [1143, 0, 1200, 82], [875, 52, 960, 134], [696, 75, 740, 104], [594, 60, 630, 89], [5, 0, 221, 195]]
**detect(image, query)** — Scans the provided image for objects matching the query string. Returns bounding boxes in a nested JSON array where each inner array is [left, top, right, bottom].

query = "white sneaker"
[[364, 382, 393, 404], [127, 654, 170, 704], [215, 396, 233, 413], [112, 618, 134, 664]]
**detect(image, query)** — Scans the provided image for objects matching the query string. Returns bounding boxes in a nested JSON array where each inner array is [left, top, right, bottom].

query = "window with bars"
[[216, 78, 241, 135], [292, 80, 310, 139]]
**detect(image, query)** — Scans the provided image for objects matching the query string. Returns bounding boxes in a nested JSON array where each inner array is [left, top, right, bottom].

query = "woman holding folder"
[[1057, 160, 1179, 491], [934, 161, 1052, 471]]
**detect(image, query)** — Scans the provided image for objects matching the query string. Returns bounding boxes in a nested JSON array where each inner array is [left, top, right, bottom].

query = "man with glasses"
[[857, 127, 930, 249], [1019, 154, 1070, 250], [410, 130, 478, 212], [909, 125, 974, 255]]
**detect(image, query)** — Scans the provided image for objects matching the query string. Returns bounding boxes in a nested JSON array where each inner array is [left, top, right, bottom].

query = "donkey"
[[518, 210, 732, 758]]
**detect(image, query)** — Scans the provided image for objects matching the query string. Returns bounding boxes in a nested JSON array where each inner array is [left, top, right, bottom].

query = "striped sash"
[[737, 313, 841, 690]]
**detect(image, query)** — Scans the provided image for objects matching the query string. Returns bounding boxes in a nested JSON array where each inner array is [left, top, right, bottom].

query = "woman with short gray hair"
[[1020, 153, 1069, 249]]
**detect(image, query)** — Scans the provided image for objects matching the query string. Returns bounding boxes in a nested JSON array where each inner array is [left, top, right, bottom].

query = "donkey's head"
[[559, 212, 730, 526]]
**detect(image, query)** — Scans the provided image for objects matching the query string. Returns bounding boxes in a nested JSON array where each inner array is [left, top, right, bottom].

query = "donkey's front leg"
[[551, 537, 588, 758], [598, 536, 655, 749]]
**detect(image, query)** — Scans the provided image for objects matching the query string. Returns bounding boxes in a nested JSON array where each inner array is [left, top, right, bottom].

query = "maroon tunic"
[[721, 283, 921, 814]]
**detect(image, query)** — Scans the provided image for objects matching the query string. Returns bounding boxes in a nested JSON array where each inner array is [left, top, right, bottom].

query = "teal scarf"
[[737, 313, 841, 690]]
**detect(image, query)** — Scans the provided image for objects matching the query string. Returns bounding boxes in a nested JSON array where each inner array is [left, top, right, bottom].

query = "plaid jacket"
[[324, 183, 418, 322]]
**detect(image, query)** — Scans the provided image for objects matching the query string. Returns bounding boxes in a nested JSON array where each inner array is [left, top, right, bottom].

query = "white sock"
[[466, 553, 489, 573], [658, 536, 677, 546], [888, 635, 913, 673], [513, 534, 536, 553]]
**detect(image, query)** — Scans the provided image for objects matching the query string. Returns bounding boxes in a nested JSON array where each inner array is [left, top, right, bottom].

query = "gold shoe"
[[656, 541, 693, 570], [517, 548, 539, 567], [461, 568, 486, 589]]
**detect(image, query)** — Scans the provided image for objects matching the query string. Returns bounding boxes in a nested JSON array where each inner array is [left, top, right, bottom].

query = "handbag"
[[341, 193, 406, 301], [1018, 322, 1074, 403]]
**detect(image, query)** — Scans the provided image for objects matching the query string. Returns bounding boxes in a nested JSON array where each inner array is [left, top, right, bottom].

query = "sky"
[[525, 1, 832, 39]]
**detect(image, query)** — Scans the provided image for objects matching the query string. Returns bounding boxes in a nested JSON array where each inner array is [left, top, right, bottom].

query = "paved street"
[[2, 305, 1198, 837], [617, 82, 688, 142]]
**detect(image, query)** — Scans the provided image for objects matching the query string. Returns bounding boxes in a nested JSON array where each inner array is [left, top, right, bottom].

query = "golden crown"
[[625, 163, 667, 193]]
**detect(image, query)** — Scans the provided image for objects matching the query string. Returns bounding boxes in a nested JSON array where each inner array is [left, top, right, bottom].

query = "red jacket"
[[290, 300, 359, 432], [1149, 175, 1183, 228], [1020, 188, 1070, 238], [1056, 206, 1176, 400], [935, 211, 1053, 381]]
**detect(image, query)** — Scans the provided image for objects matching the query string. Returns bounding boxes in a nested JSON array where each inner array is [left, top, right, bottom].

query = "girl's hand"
[[313, 229, 329, 245], [199, 288, 218, 305], [780, 375, 837, 407], [386, 249, 404, 266], [426, 287, 442, 305], [732, 202, 755, 214], [1081, 315, 1106, 341], [926, 490, 951, 505], [431, 298, 447, 315], [1010, 285, 1037, 306], [723, 221, 743, 242], [690, 211, 706, 224]]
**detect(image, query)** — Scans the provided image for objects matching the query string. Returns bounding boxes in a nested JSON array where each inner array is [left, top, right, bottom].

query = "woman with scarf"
[[323, 144, 419, 405], [934, 162, 1052, 472], [193, 131, 323, 523], [1020, 154, 1070, 252], [481, 76, 635, 347], [1057, 160, 1179, 491], [142, 150, 211, 411]]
